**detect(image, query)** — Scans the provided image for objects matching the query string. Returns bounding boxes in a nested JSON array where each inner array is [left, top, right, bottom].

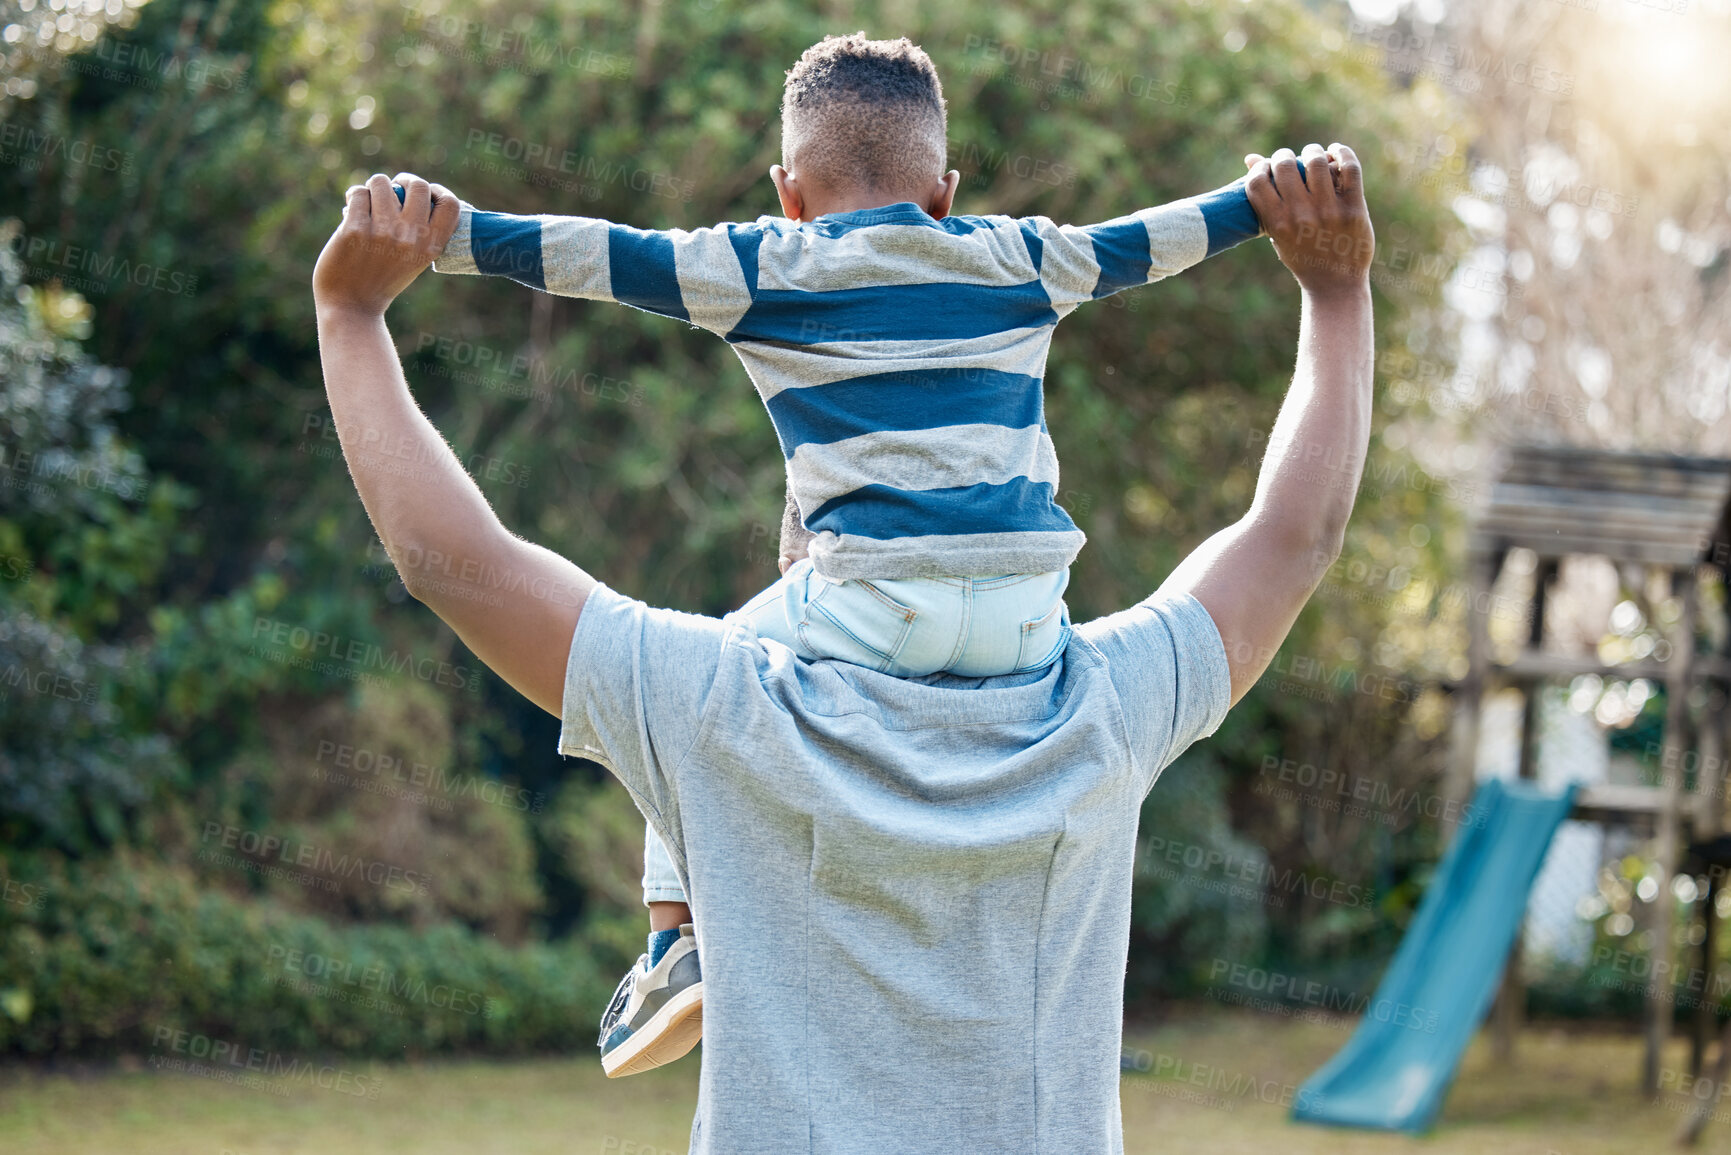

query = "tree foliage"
[[0, 0, 1471, 1048]]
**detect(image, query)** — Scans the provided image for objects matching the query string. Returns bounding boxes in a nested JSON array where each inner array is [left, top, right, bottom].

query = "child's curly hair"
[[781, 33, 948, 198]]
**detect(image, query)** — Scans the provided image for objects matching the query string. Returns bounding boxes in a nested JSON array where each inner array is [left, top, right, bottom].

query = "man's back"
[[559, 583, 1231, 1153]]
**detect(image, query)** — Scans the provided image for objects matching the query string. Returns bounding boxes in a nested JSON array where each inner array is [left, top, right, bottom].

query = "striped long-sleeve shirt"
[[431, 180, 1265, 580]]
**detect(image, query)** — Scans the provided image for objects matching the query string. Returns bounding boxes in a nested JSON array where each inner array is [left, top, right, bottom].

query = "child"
[[415, 33, 1275, 1077]]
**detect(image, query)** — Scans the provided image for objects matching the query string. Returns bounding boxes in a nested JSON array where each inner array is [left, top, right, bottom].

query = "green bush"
[[0, 854, 610, 1059]]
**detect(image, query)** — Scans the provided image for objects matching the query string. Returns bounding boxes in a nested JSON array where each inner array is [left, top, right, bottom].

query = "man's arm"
[[1156, 143, 1375, 706], [312, 173, 595, 716], [413, 180, 758, 335]]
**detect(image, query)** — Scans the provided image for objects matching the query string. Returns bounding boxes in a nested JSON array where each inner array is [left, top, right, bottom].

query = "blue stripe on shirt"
[[1087, 218, 1155, 298], [1195, 181, 1262, 258], [1018, 221, 1045, 276], [471, 211, 545, 289], [936, 214, 996, 236], [766, 367, 1044, 455], [803, 207, 998, 238], [1198, 168, 1316, 259], [804, 205, 944, 238], [727, 280, 1057, 345], [608, 224, 689, 321], [726, 223, 764, 303], [805, 478, 1079, 540]]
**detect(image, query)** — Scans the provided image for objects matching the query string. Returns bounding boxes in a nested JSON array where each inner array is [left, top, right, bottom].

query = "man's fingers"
[[365, 173, 399, 227], [394, 172, 433, 221], [1269, 147, 1307, 203], [428, 181, 461, 219], [427, 182, 461, 255], [1244, 152, 1267, 171], [1244, 157, 1280, 229], [1300, 143, 1335, 196], [1329, 142, 1364, 201], [343, 184, 372, 225]]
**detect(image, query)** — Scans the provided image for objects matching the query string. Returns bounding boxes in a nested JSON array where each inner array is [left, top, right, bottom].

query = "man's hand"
[[1243, 144, 1372, 300], [312, 172, 459, 317]]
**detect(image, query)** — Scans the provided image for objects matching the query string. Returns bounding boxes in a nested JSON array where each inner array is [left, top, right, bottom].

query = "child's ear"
[[770, 165, 804, 222], [927, 170, 960, 220]]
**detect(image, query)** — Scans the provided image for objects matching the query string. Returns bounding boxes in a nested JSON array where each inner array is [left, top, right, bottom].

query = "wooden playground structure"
[[1445, 444, 1731, 1142]]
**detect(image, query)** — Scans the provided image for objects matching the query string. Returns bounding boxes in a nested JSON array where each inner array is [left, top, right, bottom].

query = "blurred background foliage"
[[0, 0, 1477, 1056]]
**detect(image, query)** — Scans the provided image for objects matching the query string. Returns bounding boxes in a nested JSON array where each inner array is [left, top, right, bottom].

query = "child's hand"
[[1242, 144, 1373, 299], [312, 172, 459, 317]]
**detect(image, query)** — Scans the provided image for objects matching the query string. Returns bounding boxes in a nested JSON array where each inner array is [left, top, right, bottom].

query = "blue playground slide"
[[1291, 777, 1580, 1133]]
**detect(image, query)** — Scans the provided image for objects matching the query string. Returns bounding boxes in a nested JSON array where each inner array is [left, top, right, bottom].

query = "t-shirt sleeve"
[[429, 197, 761, 335], [1076, 590, 1232, 797], [555, 584, 730, 857], [1027, 178, 1265, 314]]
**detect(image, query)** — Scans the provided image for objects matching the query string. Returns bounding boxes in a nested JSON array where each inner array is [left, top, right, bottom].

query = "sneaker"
[[598, 923, 703, 1078]]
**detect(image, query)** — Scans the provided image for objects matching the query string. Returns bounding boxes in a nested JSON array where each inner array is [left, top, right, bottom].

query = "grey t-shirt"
[[559, 583, 1231, 1153]]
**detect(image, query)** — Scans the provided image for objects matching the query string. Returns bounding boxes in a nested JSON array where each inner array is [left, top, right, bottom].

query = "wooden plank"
[[1572, 783, 1672, 816], [1484, 502, 1721, 527], [1481, 507, 1717, 534], [1490, 483, 1731, 511], [1499, 446, 1731, 492], [1491, 653, 1731, 682], [1480, 516, 1715, 539], [1480, 509, 1727, 538], [1469, 534, 1714, 567]]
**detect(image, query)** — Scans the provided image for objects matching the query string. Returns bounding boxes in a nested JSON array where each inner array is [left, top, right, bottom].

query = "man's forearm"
[[1156, 144, 1375, 706], [1160, 281, 1373, 706], [315, 305, 515, 602], [1246, 281, 1375, 558]]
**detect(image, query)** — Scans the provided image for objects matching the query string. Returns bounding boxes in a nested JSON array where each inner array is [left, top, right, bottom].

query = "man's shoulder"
[[1073, 590, 1225, 679], [1073, 589, 1233, 776], [570, 584, 742, 680]]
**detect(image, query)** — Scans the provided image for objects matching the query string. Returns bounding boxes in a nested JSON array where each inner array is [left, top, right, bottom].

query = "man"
[[311, 142, 1374, 1152]]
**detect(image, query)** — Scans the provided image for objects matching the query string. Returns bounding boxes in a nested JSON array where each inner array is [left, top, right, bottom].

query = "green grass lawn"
[[4, 1009, 1730, 1153]]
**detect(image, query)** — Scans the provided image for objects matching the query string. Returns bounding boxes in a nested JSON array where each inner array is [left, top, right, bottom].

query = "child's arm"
[[396, 181, 759, 336], [1029, 164, 1303, 313]]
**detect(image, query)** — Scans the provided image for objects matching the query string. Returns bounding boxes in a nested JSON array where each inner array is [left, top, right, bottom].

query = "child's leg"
[[737, 560, 1070, 678], [650, 901, 689, 932], [598, 823, 703, 1079], [642, 824, 689, 927], [738, 558, 928, 672], [736, 567, 799, 652]]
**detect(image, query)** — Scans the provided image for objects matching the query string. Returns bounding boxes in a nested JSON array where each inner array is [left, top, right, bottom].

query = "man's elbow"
[[381, 538, 470, 610], [1312, 508, 1351, 566], [1250, 507, 1348, 589], [383, 542, 437, 606]]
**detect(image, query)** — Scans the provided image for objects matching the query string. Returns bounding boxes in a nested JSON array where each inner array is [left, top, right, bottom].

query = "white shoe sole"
[[601, 982, 704, 1078]]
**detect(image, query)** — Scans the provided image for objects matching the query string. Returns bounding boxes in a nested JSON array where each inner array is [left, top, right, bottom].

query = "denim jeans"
[[640, 562, 1072, 907], [738, 559, 1071, 677], [643, 822, 688, 906]]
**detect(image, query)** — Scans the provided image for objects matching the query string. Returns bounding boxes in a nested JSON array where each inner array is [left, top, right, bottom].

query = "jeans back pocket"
[[1012, 598, 1069, 673], [796, 577, 920, 672]]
